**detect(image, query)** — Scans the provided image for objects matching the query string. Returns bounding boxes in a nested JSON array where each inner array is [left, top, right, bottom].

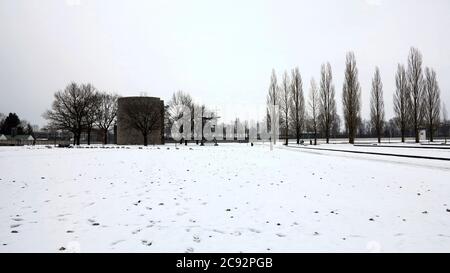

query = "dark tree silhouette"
[[394, 64, 410, 142], [319, 63, 336, 144], [280, 71, 290, 145], [81, 84, 101, 145], [407, 47, 424, 143], [423, 67, 441, 142], [96, 92, 119, 144], [0, 113, 23, 135], [370, 67, 385, 143], [342, 52, 361, 144], [266, 69, 279, 144], [289, 67, 305, 145], [44, 82, 95, 145], [308, 78, 319, 145]]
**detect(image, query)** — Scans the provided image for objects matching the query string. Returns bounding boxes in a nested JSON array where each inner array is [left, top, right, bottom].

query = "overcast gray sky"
[[1, 0, 449, 127]]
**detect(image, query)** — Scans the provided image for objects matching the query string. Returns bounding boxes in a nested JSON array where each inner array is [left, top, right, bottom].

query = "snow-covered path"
[[1, 144, 450, 252]]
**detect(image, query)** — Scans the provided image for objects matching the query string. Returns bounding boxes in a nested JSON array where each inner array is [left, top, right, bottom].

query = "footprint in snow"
[[193, 235, 201, 243], [212, 229, 225, 234], [248, 228, 261, 233], [111, 240, 125, 246], [185, 247, 194, 253], [132, 229, 141, 234]]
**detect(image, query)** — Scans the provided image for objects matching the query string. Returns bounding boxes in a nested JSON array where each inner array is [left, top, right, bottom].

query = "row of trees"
[[166, 90, 216, 143], [44, 82, 119, 145], [267, 47, 444, 144], [268, 62, 340, 145], [394, 48, 441, 142]]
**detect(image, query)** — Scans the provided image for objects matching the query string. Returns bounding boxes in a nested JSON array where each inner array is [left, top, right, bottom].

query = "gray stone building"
[[117, 96, 165, 145]]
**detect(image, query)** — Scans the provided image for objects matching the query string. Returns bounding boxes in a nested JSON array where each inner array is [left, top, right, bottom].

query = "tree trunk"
[[87, 128, 91, 145], [76, 132, 81, 146], [349, 127, 354, 144], [314, 129, 317, 145], [285, 128, 288, 145], [103, 129, 108, 145], [401, 127, 405, 143], [415, 124, 419, 143], [143, 133, 148, 146], [377, 127, 381, 143], [429, 122, 434, 142]]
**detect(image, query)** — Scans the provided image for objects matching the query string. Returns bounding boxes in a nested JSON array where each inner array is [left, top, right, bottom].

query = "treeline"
[[268, 47, 446, 144], [44, 82, 119, 145]]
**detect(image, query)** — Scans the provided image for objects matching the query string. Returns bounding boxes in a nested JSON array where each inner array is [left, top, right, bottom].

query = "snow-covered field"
[[1, 143, 450, 252], [289, 143, 450, 160]]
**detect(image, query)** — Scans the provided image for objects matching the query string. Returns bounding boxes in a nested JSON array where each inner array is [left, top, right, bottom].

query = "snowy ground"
[[287, 143, 450, 160], [1, 143, 450, 252]]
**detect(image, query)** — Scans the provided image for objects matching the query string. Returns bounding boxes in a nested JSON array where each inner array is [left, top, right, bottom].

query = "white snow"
[[1, 143, 450, 252]]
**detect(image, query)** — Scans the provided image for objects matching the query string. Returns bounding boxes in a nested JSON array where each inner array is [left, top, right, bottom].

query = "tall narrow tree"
[[289, 67, 304, 145], [308, 78, 319, 145], [443, 103, 448, 143], [407, 47, 424, 143], [280, 71, 290, 145], [394, 64, 410, 142], [319, 63, 336, 144], [266, 69, 279, 144], [423, 67, 441, 142], [342, 52, 361, 144], [370, 67, 385, 143]]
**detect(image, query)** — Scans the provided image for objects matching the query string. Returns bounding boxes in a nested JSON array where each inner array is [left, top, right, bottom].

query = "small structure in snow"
[[419, 129, 426, 141]]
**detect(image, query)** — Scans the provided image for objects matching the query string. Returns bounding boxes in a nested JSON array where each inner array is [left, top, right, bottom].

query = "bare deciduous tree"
[[167, 90, 194, 140], [44, 82, 93, 145], [289, 67, 304, 145], [280, 71, 290, 145], [308, 78, 319, 145], [394, 64, 410, 142], [342, 52, 361, 144], [122, 98, 164, 146], [423, 67, 441, 142], [407, 47, 424, 143], [319, 63, 336, 144], [96, 92, 119, 144], [81, 84, 100, 145], [168, 90, 193, 122], [370, 67, 385, 143]]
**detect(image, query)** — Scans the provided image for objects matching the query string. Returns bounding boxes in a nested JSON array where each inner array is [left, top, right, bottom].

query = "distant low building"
[[0, 134, 35, 145]]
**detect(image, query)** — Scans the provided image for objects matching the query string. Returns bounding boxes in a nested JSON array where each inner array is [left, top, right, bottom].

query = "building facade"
[[117, 96, 165, 145]]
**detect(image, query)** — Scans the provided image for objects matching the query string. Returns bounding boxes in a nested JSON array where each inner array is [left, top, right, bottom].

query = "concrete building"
[[117, 96, 164, 145]]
